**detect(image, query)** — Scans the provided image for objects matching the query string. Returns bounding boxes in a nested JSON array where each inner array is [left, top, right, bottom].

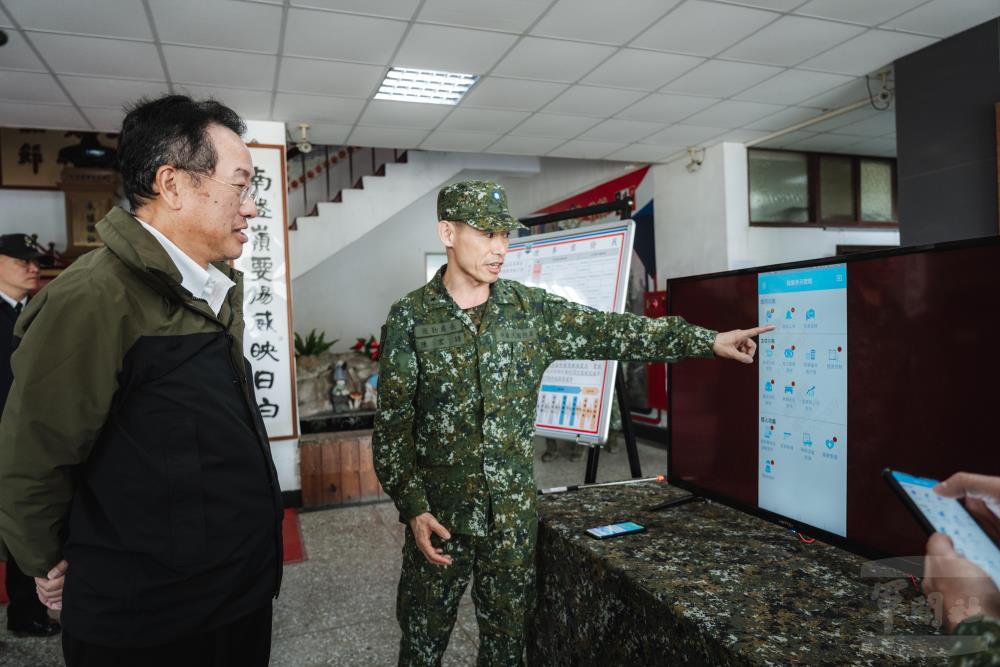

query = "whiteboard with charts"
[[501, 219, 635, 446]]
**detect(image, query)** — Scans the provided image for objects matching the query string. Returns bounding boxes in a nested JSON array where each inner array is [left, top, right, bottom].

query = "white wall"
[[653, 142, 900, 285], [0, 189, 68, 250], [502, 157, 637, 217]]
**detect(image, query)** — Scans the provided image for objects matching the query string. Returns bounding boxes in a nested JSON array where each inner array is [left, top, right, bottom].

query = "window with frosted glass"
[[860, 160, 893, 222], [819, 156, 854, 223], [749, 150, 809, 223]]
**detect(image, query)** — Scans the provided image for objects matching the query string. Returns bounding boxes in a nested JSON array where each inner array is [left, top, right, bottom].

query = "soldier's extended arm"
[[951, 616, 1000, 667], [0, 281, 121, 576], [373, 305, 431, 521], [541, 291, 718, 363]]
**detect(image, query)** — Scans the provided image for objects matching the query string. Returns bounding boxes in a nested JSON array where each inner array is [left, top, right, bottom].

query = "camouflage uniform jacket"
[[952, 616, 1000, 666], [373, 266, 717, 536]]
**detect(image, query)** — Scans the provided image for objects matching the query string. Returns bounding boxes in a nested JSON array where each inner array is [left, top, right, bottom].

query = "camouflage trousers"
[[396, 523, 537, 667]]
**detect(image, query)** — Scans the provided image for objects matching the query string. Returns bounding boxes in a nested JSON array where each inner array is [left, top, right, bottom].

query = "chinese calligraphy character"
[[250, 257, 274, 282], [251, 166, 272, 192], [254, 370, 275, 390], [250, 341, 279, 362], [255, 198, 273, 219], [258, 397, 279, 419], [17, 143, 43, 175], [251, 224, 271, 252], [253, 310, 275, 332], [248, 285, 274, 306]]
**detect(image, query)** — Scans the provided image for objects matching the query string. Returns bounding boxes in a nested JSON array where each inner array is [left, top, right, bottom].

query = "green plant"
[[294, 329, 337, 357]]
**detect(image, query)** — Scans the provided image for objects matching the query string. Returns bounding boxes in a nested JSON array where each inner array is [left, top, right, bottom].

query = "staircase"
[[289, 150, 541, 280]]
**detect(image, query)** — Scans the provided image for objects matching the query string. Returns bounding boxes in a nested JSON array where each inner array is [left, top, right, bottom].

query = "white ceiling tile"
[[800, 30, 937, 75], [80, 106, 125, 132], [492, 37, 615, 83], [547, 140, 625, 159], [720, 16, 866, 66], [784, 132, 867, 152], [883, 0, 1000, 37], [359, 100, 452, 128], [544, 85, 646, 117], [797, 77, 869, 109], [439, 108, 530, 133], [662, 60, 783, 97], [0, 100, 86, 129], [755, 129, 818, 148], [420, 130, 502, 151], [60, 75, 170, 109], [30, 33, 165, 79], [681, 99, 786, 127], [709, 128, 773, 143], [632, 1, 779, 57], [164, 46, 276, 89], [508, 113, 602, 138], [717, 0, 809, 10], [272, 92, 366, 124], [289, 0, 419, 19], [828, 110, 895, 136], [582, 49, 703, 91], [347, 125, 428, 148], [0, 70, 67, 104], [278, 58, 384, 97], [152, 0, 281, 53], [0, 30, 46, 71], [488, 135, 567, 155], [531, 0, 681, 44], [577, 119, 666, 143], [394, 24, 518, 74], [794, 0, 929, 26], [603, 143, 678, 163], [3, 0, 152, 39], [615, 93, 718, 123], [744, 105, 826, 130], [640, 123, 725, 146], [461, 78, 568, 111], [283, 9, 406, 64], [803, 106, 879, 132], [417, 0, 550, 33], [733, 69, 855, 105], [176, 85, 274, 119], [286, 122, 353, 145]]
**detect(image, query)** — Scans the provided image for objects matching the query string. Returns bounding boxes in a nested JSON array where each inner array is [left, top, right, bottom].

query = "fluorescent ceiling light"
[[374, 67, 479, 105]]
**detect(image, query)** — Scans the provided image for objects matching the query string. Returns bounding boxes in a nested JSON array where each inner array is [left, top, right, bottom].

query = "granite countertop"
[[534, 482, 948, 666]]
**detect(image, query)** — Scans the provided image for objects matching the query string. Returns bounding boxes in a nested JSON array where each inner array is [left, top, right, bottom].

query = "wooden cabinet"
[[299, 429, 386, 509]]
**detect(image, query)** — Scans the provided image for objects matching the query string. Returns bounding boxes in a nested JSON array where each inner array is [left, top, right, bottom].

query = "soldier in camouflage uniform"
[[373, 179, 771, 667], [921, 472, 1000, 666]]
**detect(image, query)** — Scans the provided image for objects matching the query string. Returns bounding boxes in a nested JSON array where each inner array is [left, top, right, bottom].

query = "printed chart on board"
[[501, 220, 634, 445], [758, 264, 848, 536]]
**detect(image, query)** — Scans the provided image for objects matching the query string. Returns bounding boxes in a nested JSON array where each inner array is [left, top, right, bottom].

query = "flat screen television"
[[667, 236, 1000, 559]]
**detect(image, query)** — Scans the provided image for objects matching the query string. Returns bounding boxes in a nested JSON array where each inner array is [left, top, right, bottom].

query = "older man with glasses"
[[0, 95, 283, 667]]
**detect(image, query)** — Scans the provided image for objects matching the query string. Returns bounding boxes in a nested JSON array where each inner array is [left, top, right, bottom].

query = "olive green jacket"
[[373, 266, 717, 536]]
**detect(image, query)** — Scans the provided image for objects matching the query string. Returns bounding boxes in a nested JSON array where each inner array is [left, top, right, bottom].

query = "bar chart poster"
[[502, 220, 634, 445]]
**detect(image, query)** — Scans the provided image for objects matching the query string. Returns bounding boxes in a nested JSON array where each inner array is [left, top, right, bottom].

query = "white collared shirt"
[[0, 289, 27, 311], [136, 218, 235, 317]]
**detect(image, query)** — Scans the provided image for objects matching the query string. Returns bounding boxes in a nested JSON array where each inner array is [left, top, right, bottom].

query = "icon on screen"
[[828, 349, 839, 361], [825, 438, 836, 449], [766, 348, 774, 358], [807, 349, 816, 361], [806, 386, 816, 397], [806, 308, 816, 320], [765, 381, 774, 392], [764, 429, 773, 439], [765, 309, 774, 321], [784, 385, 794, 395], [783, 347, 794, 359], [785, 309, 793, 320], [803, 433, 813, 446], [783, 431, 791, 440]]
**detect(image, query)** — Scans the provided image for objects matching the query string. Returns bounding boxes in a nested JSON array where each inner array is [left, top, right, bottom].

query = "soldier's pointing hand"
[[711, 325, 775, 364]]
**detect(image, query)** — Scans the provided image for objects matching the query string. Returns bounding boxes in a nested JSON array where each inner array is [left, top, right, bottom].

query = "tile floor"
[[0, 437, 668, 666]]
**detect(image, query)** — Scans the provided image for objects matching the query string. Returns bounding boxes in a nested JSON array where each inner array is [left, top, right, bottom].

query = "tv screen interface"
[[668, 239, 1000, 558]]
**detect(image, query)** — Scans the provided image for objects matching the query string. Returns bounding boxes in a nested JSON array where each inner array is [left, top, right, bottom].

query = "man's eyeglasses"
[[190, 171, 258, 204]]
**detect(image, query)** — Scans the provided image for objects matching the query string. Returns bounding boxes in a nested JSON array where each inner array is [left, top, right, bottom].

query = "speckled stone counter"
[[528, 483, 947, 667]]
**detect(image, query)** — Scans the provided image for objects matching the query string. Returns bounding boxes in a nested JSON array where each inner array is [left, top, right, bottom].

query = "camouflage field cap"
[[437, 180, 526, 232]]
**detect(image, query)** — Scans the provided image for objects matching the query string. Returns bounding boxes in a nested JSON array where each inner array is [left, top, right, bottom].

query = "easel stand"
[[519, 195, 645, 486]]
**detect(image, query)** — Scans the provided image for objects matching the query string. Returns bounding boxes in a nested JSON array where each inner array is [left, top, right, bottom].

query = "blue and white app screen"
[[758, 264, 847, 536], [893, 471, 1000, 588]]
